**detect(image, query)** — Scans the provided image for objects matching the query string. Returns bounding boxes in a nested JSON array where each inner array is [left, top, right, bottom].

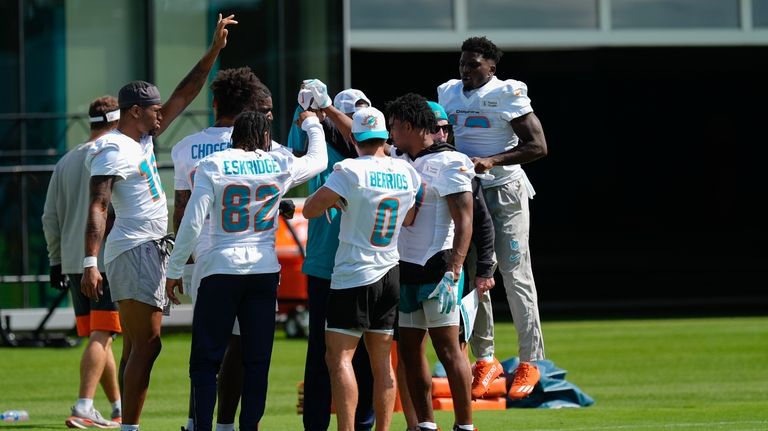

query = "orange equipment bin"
[[275, 198, 310, 337]]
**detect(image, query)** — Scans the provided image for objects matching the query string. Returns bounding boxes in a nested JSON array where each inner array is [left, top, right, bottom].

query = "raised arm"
[[287, 111, 328, 187], [472, 112, 548, 173], [81, 175, 115, 300], [156, 13, 238, 136]]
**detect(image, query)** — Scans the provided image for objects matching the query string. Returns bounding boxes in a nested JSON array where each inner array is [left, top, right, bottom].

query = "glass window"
[[351, 0, 453, 29], [754, 0, 768, 27], [65, 0, 146, 150], [612, 0, 740, 28], [468, 0, 598, 29]]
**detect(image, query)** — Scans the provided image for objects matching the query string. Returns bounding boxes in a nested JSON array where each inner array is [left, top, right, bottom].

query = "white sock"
[[121, 425, 139, 431], [457, 424, 475, 430], [75, 398, 93, 412], [418, 422, 438, 430], [215, 423, 235, 431], [111, 400, 122, 412], [186, 418, 195, 431]]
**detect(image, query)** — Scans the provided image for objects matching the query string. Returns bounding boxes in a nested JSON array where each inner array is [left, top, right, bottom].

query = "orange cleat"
[[471, 357, 504, 399], [507, 362, 540, 400]]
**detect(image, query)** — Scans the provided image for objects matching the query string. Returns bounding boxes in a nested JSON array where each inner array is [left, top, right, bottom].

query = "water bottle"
[[0, 410, 29, 422]]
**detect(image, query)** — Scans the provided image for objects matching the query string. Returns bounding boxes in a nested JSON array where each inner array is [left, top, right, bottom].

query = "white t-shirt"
[[323, 156, 420, 289], [438, 76, 532, 189], [86, 130, 168, 264], [166, 117, 327, 280], [392, 148, 474, 266]]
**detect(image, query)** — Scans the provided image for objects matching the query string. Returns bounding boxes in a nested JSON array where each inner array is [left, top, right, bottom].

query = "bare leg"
[[325, 331, 361, 431], [430, 326, 472, 426], [118, 300, 163, 425], [363, 332, 396, 431], [100, 336, 121, 403], [395, 340, 420, 429], [78, 330, 113, 399], [397, 327, 433, 423]]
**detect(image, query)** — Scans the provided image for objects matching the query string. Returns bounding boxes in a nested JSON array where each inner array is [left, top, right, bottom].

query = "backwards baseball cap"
[[427, 101, 449, 122], [118, 80, 162, 109], [334, 89, 371, 114], [352, 106, 388, 142]]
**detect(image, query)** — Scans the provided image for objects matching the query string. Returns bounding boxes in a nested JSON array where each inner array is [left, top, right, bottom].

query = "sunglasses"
[[434, 124, 453, 133]]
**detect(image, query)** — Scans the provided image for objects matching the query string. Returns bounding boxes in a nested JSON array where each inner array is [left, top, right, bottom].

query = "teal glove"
[[302, 79, 332, 109], [428, 271, 459, 314]]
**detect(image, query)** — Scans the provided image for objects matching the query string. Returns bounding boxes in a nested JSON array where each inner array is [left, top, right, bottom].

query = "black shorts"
[[326, 265, 399, 331], [67, 273, 121, 337]]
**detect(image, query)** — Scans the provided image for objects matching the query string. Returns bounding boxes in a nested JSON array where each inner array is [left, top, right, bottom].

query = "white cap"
[[333, 89, 371, 114], [352, 106, 388, 142]]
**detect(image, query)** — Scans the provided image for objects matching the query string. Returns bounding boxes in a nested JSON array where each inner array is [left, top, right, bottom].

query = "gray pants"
[[472, 179, 545, 362], [464, 244, 496, 359]]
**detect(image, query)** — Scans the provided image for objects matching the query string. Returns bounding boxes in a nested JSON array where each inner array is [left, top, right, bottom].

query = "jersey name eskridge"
[[368, 171, 410, 190], [223, 158, 281, 176], [191, 141, 231, 159]]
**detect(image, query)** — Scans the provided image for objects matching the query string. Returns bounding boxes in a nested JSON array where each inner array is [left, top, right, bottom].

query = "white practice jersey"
[[171, 127, 232, 261], [86, 131, 168, 264], [438, 76, 532, 189], [323, 156, 420, 290], [167, 117, 327, 280], [392, 148, 474, 266], [172, 126, 233, 191], [172, 129, 283, 263]]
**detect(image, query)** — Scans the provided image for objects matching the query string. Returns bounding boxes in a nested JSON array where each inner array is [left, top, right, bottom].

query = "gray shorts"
[[106, 240, 169, 309]]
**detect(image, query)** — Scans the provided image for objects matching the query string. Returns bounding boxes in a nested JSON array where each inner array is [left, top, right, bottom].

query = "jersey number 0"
[[370, 198, 399, 247]]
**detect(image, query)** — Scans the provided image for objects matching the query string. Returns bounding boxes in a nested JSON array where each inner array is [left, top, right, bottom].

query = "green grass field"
[[1, 316, 767, 430]]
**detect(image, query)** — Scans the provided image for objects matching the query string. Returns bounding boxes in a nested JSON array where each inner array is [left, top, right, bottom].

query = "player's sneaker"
[[471, 357, 503, 399], [507, 362, 540, 400], [65, 406, 120, 429], [452, 426, 478, 431], [110, 407, 121, 424]]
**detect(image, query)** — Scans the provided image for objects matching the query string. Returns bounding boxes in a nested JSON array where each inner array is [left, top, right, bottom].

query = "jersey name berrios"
[[393, 149, 474, 265], [86, 130, 168, 264], [438, 76, 532, 188], [178, 147, 302, 279], [323, 156, 420, 289]]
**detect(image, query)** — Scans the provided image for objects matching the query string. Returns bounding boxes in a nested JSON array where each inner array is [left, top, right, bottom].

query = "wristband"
[[83, 256, 98, 268]]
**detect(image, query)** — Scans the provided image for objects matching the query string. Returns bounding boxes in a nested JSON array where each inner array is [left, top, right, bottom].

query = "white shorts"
[[398, 298, 460, 330]]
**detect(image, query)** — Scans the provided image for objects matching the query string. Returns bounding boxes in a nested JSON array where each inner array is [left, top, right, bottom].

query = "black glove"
[[49, 264, 69, 291], [279, 199, 296, 219]]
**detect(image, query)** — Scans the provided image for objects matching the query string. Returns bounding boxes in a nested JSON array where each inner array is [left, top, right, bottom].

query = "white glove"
[[428, 271, 460, 314], [297, 88, 318, 111], [302, 79, 332, 109]]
